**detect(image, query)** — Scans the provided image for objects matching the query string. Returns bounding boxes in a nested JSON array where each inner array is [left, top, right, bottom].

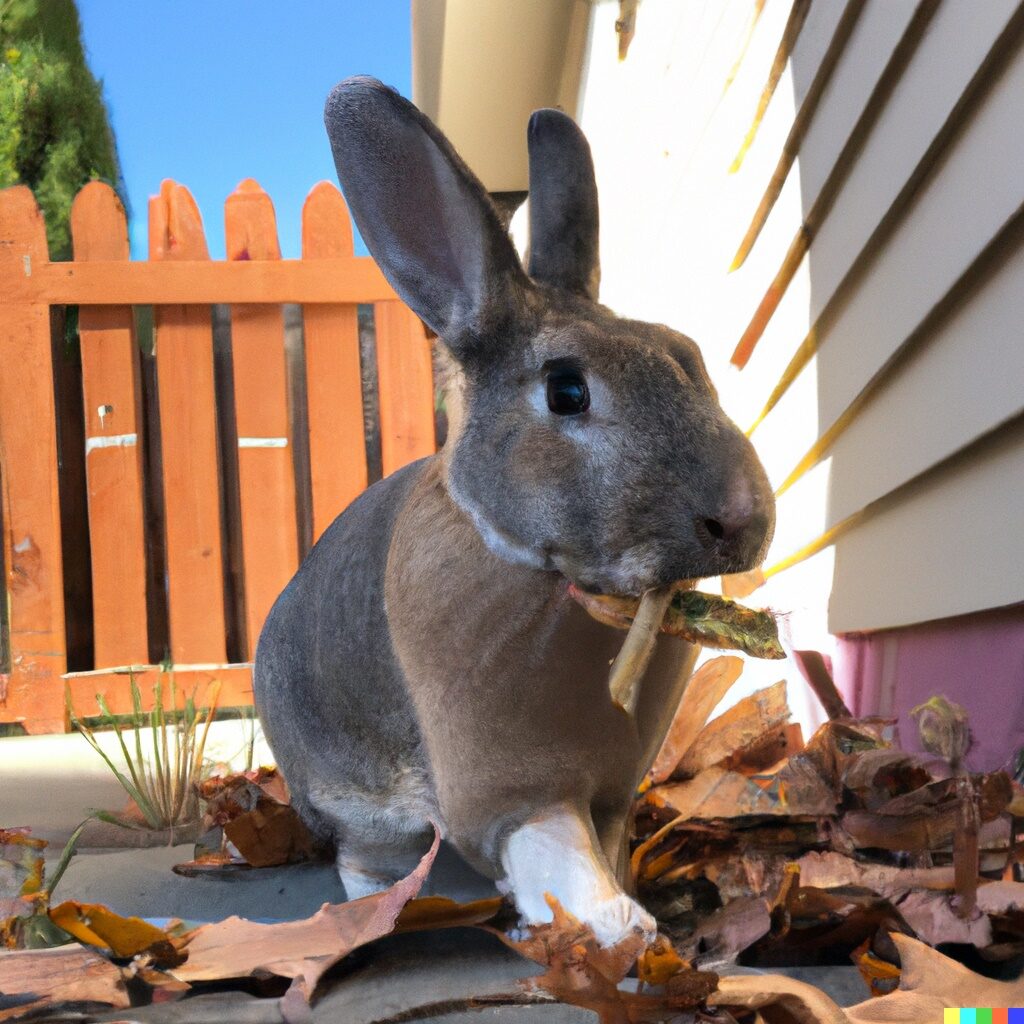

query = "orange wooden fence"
[[0, 179, 436, 733]]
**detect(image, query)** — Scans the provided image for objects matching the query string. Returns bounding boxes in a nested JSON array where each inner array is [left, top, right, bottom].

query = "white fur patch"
[[446, 474, 550, 570], [500, 804, 656, 948]]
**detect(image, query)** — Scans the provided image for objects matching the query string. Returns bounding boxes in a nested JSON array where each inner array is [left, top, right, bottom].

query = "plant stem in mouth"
[[607, 585, 676, 716]]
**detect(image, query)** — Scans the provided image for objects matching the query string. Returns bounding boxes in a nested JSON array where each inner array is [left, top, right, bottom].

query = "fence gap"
[[134, 308, 171, 665], [359, 305, 383, 487], [51, 304, 94, 672], [283, 303, 313, 560], [211, 304, 247, 666]]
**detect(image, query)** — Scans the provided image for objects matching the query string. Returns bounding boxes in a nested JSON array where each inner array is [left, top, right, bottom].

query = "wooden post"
[[0, 186, 68, 733], [149, 181, 228, 664], [302, 182, 368, 539], [71, 183, 149, 667], [373, 302, 436, 477], [224, 179, 299, 657]]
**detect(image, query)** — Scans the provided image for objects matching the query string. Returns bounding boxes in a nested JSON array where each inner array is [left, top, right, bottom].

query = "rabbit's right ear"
[[324, 78, 530, 355]]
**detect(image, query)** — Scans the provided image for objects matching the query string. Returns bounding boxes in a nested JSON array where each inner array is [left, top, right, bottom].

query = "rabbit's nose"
[[697, 475, 771, 567]]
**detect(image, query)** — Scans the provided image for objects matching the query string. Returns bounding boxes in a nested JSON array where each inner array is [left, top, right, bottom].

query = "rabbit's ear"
[[526, 109, 600, 300], [324, 77, 530, 351]]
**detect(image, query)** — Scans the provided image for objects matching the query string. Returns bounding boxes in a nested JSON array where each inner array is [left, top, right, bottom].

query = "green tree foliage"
[[0, 0, 124, 259]]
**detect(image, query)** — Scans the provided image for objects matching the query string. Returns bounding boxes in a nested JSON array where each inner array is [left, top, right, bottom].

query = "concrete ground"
[[1, 723, 868, 1020]]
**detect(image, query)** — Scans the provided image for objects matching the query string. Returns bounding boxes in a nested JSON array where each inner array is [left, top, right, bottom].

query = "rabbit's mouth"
[[566, 583, 784, 661]]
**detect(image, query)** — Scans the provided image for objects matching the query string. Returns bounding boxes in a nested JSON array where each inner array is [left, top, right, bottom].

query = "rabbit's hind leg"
[[308, 771, 438, 900]]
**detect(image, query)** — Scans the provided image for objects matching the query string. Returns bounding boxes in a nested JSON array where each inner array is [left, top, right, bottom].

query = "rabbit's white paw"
[[500, 803, 656, 949], [584, 892, 657, 948]]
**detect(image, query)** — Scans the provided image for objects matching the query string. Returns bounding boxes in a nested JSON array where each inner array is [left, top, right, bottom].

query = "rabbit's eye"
[[546, 367, 590, 416]]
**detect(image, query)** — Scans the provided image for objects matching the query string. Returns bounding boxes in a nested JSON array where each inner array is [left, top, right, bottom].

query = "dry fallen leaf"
[[223, 801, 315, 868], [647, 655, 745, 786], [794, 851, 955, 897], [851, 938, 902, 997], [48, 900, 175, 960], [171, 824, 440, 1006], [0, 944, 128, 1022], [636, 933, 692, 985], [394, 894, 505, 933], [675, 679, 791, 779], [845, 933, 1024, 1022], [498, 896, 718, 1024], [708, 934, 1024, 1023]]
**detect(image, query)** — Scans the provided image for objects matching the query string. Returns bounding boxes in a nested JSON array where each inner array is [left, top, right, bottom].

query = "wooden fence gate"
[[0, 179, 436, 733]]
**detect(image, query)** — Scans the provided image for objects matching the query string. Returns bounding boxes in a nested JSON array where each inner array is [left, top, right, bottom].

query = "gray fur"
[[255, 78, 774, 931], [527, 108, 601, 300]]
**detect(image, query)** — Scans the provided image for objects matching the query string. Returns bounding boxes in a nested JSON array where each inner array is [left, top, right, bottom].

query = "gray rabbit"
[[254, 77, 774, 947]]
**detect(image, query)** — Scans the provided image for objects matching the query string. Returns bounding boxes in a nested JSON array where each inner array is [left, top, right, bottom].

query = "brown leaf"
[[976, 879, 1024, 914], [845, 934, 1024, 1021], [199, 767, 290, 831], [636, 934, 690, 985], [675, 680, 791, 779], [678, 896, 772, 963], [895, 890, 992, 948], [841, 749, 931, 808], [499, 897, 717, 1024], [649, 757, 835, 824], [223, 801, 315, 868], [794, 851, 955, 897], [714, 972, 849, 1024], [647, 655, 745, 786], [394, 895, 505, 932], [802, 719, 891, 792], [0, 945, 128, 1022], [841, 771, 1011, 853], [721, 568, 766, 599], [171, 825, 439, 1005], [851, 938, 901, 998], [713, 939, 1024, 1023]]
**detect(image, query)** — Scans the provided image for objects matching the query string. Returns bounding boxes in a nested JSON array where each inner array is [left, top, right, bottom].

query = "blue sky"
[[77, 1, 411, 258]]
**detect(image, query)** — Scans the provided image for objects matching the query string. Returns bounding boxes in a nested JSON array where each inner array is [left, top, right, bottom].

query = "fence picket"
[[0, 187, 67, 732], [225, 180, 299, 656], [71, 183, 149, 667], [373, 301, 436, 476], [301, 182, 367, 540], [149, 180, 228, 664]]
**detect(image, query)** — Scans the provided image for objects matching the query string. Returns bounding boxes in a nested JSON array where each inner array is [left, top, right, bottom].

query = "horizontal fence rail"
[[0, 179, 437, 733]]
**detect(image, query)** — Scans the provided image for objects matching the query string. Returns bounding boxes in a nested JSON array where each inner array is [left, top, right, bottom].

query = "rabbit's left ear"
[[526, 109, 600, 300]]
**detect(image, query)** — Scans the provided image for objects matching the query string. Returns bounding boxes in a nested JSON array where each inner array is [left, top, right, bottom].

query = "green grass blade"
[[44, 818, 89, 898]]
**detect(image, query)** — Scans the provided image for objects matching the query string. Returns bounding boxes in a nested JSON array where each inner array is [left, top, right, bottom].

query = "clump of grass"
[[65, 672, 221, 830]]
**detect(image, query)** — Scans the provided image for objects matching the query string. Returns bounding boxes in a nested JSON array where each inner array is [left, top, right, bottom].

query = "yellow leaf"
[[49, 901, 169, 957]]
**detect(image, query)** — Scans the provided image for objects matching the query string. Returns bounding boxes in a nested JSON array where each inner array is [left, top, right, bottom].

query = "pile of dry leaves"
[[2, 655, 1022, 1023], [634, 656, 1024, 985]]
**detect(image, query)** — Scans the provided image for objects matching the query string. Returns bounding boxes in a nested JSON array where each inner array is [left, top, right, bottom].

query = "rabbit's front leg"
[[498, 802, 656, 948]]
